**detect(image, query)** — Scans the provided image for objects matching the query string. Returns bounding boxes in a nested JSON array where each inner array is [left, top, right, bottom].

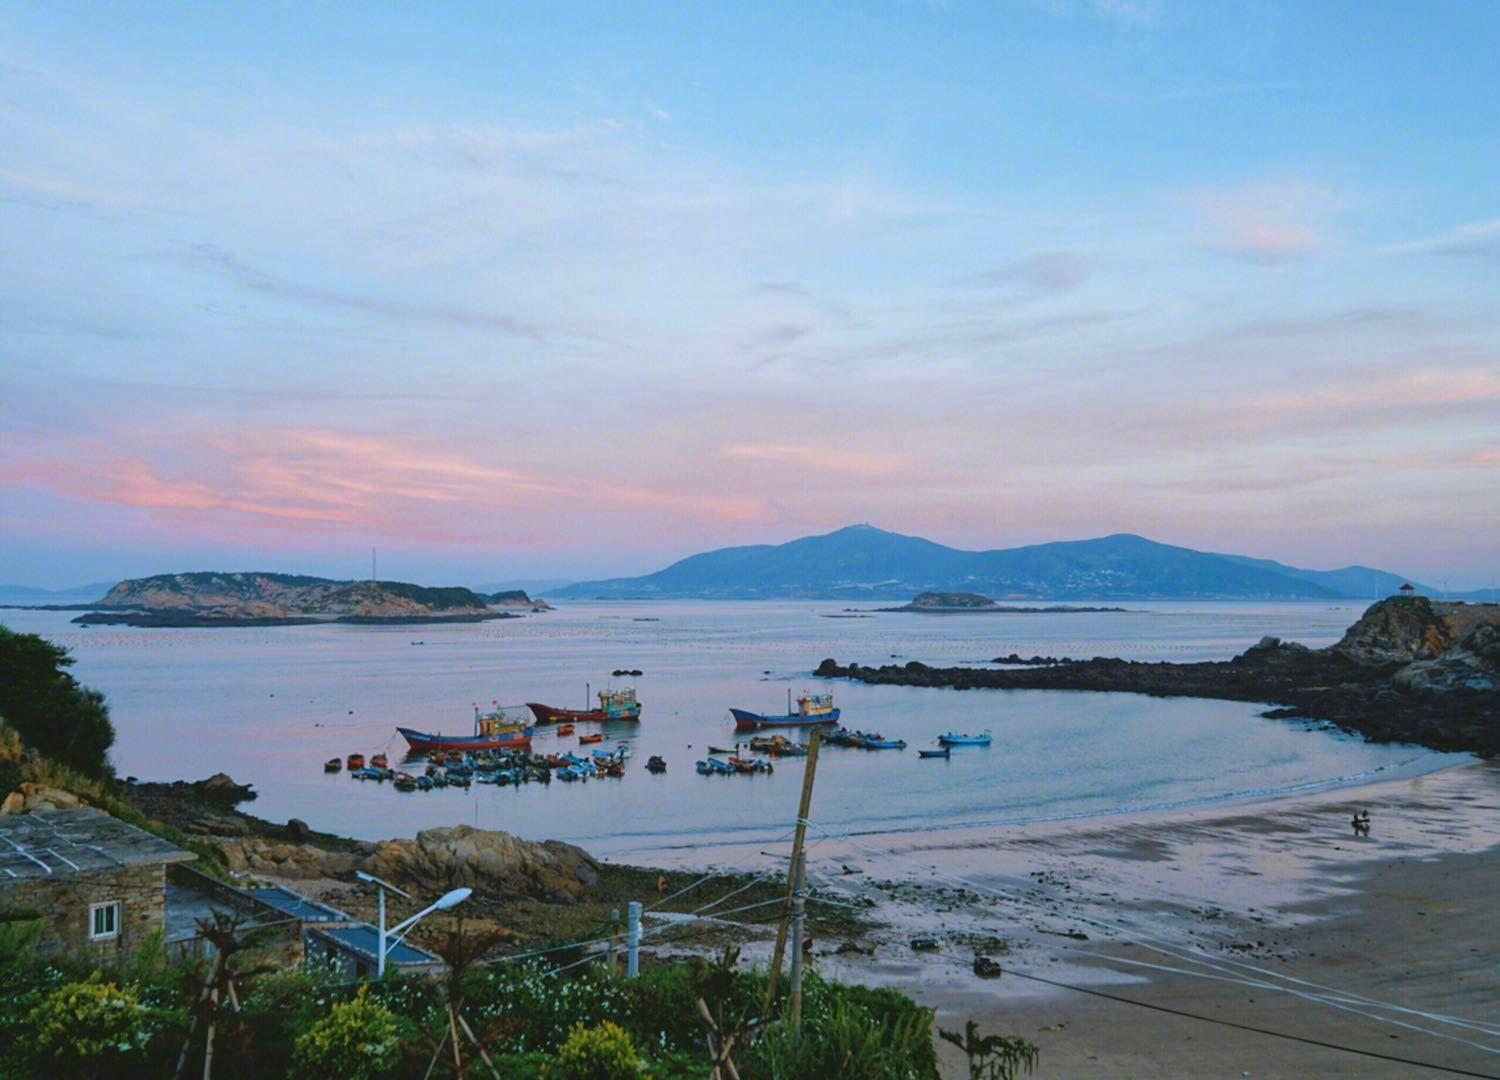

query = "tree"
[[0, 625, 115, 777]]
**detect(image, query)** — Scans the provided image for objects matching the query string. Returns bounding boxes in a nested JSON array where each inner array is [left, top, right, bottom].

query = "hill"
[[81, 572, 501, 625], [554, 525, 1428, 601]]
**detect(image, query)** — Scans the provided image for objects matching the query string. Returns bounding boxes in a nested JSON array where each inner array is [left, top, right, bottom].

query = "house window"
[[89, 901, 120, 941]]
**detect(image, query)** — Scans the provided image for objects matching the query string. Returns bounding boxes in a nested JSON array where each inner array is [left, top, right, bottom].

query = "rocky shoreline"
[[817, 596, 1500, 756], [72, 609, 523, 628]]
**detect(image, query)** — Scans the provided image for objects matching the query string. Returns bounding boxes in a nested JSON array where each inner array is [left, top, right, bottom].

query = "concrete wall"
[[2, 863, 167, 958]]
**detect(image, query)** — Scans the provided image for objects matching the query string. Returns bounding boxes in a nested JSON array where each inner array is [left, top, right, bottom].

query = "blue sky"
[[2, 1, 1497, 587]]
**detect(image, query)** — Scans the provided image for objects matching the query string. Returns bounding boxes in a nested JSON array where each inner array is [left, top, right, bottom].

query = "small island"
[[69, 572, 549, 628], [876, 590, 1127, 614]]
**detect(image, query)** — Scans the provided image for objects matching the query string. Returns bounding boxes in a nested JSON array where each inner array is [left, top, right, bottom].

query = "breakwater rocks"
[[816, 596, 1500, 756]]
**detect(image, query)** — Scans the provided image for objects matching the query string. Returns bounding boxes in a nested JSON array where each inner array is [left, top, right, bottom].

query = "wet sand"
[[790, 759, 1500, 1077]]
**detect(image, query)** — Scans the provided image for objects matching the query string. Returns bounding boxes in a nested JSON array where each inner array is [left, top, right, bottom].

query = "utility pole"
[[626, 900, 642, 978], [788, 846, 808, 1050], [764, 726, 822, 1009]]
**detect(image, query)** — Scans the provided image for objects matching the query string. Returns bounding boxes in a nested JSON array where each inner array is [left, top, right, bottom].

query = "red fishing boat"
[[527, 687, 640, 724], [578, 733, 604, 745], [555, 724, 575, 736]]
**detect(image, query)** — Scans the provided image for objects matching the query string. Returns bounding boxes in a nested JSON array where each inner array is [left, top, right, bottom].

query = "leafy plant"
[[27, 974, 158, 1077], [747, 975, 938, 1080], [291, 985, 401, 1079], [939, 1020, 1039, 1080], [545, 1020, 641, 1079]]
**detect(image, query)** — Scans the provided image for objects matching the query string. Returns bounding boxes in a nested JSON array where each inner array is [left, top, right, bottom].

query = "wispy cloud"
[[720, 443, 905, 477], [1384, 218, 1500, 261], [179, 245, 552, 341], [949, 252, 1091, 294], [1187, 179, 1337, 264]]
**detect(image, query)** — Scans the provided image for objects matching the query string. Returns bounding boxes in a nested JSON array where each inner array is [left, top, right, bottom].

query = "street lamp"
[[356, 870, 472, 976]]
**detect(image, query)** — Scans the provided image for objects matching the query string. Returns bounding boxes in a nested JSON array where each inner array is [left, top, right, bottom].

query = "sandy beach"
[[733, 758, 1500, 1077]]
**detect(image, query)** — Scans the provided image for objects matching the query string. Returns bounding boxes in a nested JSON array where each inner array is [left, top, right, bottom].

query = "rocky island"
[[818, 594, 1500, 755], [877, 590, 1126, 613], [70, 572, 545, 628]]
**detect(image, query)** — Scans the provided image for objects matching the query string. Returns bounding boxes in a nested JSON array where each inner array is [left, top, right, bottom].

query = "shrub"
[[291, 985, 401, 1079], [545, 1020, 641, 1079], [0, 627, 115, 777], [27, 975, 156, 1076]]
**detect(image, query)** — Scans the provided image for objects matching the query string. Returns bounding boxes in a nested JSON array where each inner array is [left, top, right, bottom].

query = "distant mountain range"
[[552, 525, 1463, 601], [0, 582, 116, 605]]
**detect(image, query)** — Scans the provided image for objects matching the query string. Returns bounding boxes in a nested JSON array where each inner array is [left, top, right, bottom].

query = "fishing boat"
[[526, 687, 641, 725], [708, 745, 737, 755], [728, 756, 773, 774], [749, 734, 810, 757], [938, 730, 992, 747], [555, 724, 575, 736], [646, 755, 667, 773], [370, 753, 388, 769], [579, 733, 604, 745], [346, 753, 365, 770], [392, 772, 417, 792], [917, 747, 950, 759], [324, 758, 342, 773], [861, 737, 907, 750], [729, 690, 840, 732], [397, 706, 533, 753]]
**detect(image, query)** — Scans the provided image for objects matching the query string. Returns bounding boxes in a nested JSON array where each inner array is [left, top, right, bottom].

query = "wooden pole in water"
[[764, 725, 821, 1009]]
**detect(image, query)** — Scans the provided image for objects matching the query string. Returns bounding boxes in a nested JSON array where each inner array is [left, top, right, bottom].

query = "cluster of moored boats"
[[322, 682, 998, 793], [327, 742, 641, 791]]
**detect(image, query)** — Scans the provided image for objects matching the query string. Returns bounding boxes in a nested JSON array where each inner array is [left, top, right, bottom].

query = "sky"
[[2, 1, 1498, 588]]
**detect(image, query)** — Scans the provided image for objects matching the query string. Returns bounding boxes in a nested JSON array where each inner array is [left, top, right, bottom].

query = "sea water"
[[3, 601, 1458, 860]]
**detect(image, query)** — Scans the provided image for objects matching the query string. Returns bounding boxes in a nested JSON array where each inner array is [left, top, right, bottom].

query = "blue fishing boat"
[[861, 737, 907, 750], [917, 747, 950, 759], [938, 729, 992, 747], [398, 705, 533, 753], [730, 690, 839, 732]]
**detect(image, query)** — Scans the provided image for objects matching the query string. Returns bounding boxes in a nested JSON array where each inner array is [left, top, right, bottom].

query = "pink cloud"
[[719, 443, 905, 477], [1187, 179, 1336, 263]]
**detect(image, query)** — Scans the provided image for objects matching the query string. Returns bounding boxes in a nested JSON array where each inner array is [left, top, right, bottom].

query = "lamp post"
[[356, 871, 472, 977]]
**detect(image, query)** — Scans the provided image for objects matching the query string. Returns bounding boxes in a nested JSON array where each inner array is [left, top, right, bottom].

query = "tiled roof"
[[0, 808, 192, 883]]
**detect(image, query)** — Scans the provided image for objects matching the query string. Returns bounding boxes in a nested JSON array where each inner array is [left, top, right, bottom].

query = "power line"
[[999, 966, 1500, 1080], [801, 817, 1500, 1052]]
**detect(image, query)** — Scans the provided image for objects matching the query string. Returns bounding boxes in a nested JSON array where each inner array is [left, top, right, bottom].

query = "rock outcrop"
[[817, 597, 1500, 756], [212, 824, 599, 903], [359, 826, 599, 903], [1334, 595, 1456, 665]]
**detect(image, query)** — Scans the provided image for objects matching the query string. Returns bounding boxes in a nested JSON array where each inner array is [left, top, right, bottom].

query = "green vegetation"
[[0, 626, 114, 777], [291, 986, 401, 1079], [0, 933, 960, 1078], [26, 976, 161, 1077], [545, 1020, 641, 1079]]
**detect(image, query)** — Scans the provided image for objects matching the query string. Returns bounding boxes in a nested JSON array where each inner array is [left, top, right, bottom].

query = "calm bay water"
[[5, 601, 1458, 860]]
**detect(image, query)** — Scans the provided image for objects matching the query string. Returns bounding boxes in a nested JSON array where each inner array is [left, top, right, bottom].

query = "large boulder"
[[1335, 596, 1455, 665], [359, 826, 599, 903]]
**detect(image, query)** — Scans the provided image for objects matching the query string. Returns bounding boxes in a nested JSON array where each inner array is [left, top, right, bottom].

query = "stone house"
[[0, 807, 194, 957]]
